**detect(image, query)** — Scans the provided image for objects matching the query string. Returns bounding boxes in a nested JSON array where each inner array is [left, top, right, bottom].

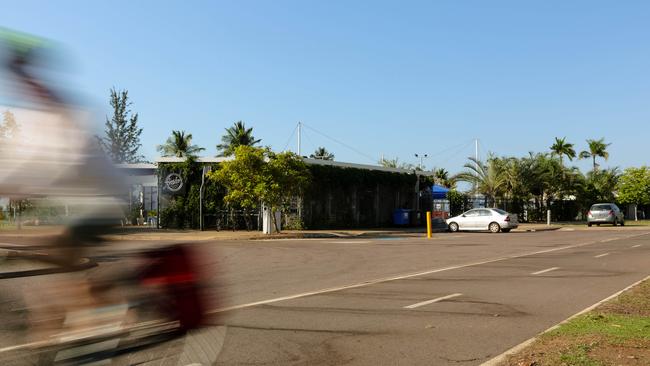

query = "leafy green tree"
[[216, 121, 261, 156], [310, 147, 334, 160], [583, 168, 619, 203], [447, 189, 470, 216], [98, 87, 144, 163], [210, 145, 266, 210], [532, 153, 565, 204], [494, 157, 529, 201], [579, 138, 610, 171], [210, 146, 311, 232], [453, 156, 506, 207], [616, 167, 650, 220], [157, 130, 205, 158], [550, 137, 576, 166], [263, 151, 311, 231]]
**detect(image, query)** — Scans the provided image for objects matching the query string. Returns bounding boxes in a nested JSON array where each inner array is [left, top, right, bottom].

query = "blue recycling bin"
[[393, 209, 411, 225]]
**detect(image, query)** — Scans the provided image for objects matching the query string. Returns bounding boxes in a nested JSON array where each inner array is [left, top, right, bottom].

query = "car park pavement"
[[193, 228, 650, 365], [1, 226, 649, 365]]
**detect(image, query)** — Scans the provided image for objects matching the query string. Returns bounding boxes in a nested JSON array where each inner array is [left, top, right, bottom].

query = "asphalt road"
[[205, 228, 650, 365], [1, 228, 649, 365]]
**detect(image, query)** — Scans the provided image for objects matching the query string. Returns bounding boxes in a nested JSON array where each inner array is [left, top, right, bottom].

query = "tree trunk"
[[16, 201, 21, 230], [272, 209, 281, 233], [592, 156, 596, 171]]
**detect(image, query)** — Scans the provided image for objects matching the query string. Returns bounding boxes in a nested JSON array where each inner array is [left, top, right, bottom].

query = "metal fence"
[[203, 210, 261, 231]]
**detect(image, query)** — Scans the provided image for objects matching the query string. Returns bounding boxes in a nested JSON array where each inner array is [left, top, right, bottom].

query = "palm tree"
[[310, 147, 334, 160], [157, 130, 205, 158], [453, 156, 506, 207], [550, 137, 576, 166], [579, 138, 610, 171], [217, 121, 261, 156], [434, 168, 456, 188], [379, 156, 414, 170], [586, 167, 619, 202]]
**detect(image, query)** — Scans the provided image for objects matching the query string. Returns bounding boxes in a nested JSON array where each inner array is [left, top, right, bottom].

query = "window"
[[492, 208, 507, 215], [478, 209, 493, 216], [591, 204, 611, 211], [463, 210, 479, 217]]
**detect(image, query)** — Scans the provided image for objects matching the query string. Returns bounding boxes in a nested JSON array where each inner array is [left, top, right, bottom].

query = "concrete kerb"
[[102, 228, 433, 241], [481, 274, 650, 366], [105, 227, 561, 241], [513, 225, 561, 233]]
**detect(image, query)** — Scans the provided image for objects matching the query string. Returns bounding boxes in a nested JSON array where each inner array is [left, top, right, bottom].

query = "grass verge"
[[504, 279, 650, 365]]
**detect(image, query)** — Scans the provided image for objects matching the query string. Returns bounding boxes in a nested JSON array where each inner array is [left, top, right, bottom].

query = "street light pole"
[[414, 153, 428, 170]]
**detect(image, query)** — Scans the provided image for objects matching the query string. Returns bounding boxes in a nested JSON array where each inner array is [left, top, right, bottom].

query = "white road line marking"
[[331, 240, 372, 244], [258, 238, 328, 242], [0, 242, 29, 247], [600, 237, 620, 242], [594, 253, 610, 258], [206, 232, 650, 315], [404, 293, 463, 309], [531, 267, 559, 275], [631, 244, 641, 248]]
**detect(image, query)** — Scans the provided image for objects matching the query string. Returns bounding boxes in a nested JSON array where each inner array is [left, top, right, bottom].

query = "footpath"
[[0, 223, 562, 242]]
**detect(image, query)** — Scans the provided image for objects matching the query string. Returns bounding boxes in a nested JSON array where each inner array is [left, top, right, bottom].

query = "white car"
[[446, 208, 518, 233]]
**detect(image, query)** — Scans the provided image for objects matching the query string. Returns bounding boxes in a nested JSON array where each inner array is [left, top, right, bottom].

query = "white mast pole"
[[298, 122, 302, 156]]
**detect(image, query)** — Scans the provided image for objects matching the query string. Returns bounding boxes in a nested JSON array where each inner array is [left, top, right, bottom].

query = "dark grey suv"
[[587, 203, 625, 227]]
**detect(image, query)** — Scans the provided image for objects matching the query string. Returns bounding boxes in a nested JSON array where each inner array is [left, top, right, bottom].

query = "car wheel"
[[448, 222, 459, 232], [612, 219, 617, 226], [587, 223, 592, 227], [489, 222, 501, 233], [501, 228, 511, 233]]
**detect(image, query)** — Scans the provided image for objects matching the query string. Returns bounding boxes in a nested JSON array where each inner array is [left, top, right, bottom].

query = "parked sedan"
[[446, 208, 518, 233], [587, 203, 625, 227]]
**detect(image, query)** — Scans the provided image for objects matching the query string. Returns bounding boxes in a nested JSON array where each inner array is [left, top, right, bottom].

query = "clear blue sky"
[[2, 1, 649, 174]]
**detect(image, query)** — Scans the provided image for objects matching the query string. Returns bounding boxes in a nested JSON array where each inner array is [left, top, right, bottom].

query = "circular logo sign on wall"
[[164, 173, 183, 192]]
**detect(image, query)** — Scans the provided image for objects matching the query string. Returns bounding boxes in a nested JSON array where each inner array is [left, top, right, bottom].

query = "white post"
[[139, 189, 144, 223], [262, 204, 281, 234], [547, 209, 551, 226], [474, 139, 479, 201], [200, 166, 212, 231], [298, 121, 302, 157], [200, 171, 204, 231]]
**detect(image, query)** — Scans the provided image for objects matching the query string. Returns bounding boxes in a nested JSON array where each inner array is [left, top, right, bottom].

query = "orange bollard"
[[426, 211, 432, 239]]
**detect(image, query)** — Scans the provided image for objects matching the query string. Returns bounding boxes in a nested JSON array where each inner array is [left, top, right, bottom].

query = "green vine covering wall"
[[159, 161, 426, 230], [301, 165, 420, 228]]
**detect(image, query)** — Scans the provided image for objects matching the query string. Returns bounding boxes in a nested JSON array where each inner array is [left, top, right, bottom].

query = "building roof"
[[116, 157, 434, 176], [303, 158, 434, 176], [114, 163, 157, 169], [155, 156, 233, 163]]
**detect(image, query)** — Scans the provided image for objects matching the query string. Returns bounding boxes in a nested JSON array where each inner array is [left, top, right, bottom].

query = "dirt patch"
[[597, 280, 650, 317], [506, 336, 650, 366]]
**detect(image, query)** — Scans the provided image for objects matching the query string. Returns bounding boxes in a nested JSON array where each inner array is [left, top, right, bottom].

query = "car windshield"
[[591, 204, 611, 211], [492, 208, 507, 215]]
